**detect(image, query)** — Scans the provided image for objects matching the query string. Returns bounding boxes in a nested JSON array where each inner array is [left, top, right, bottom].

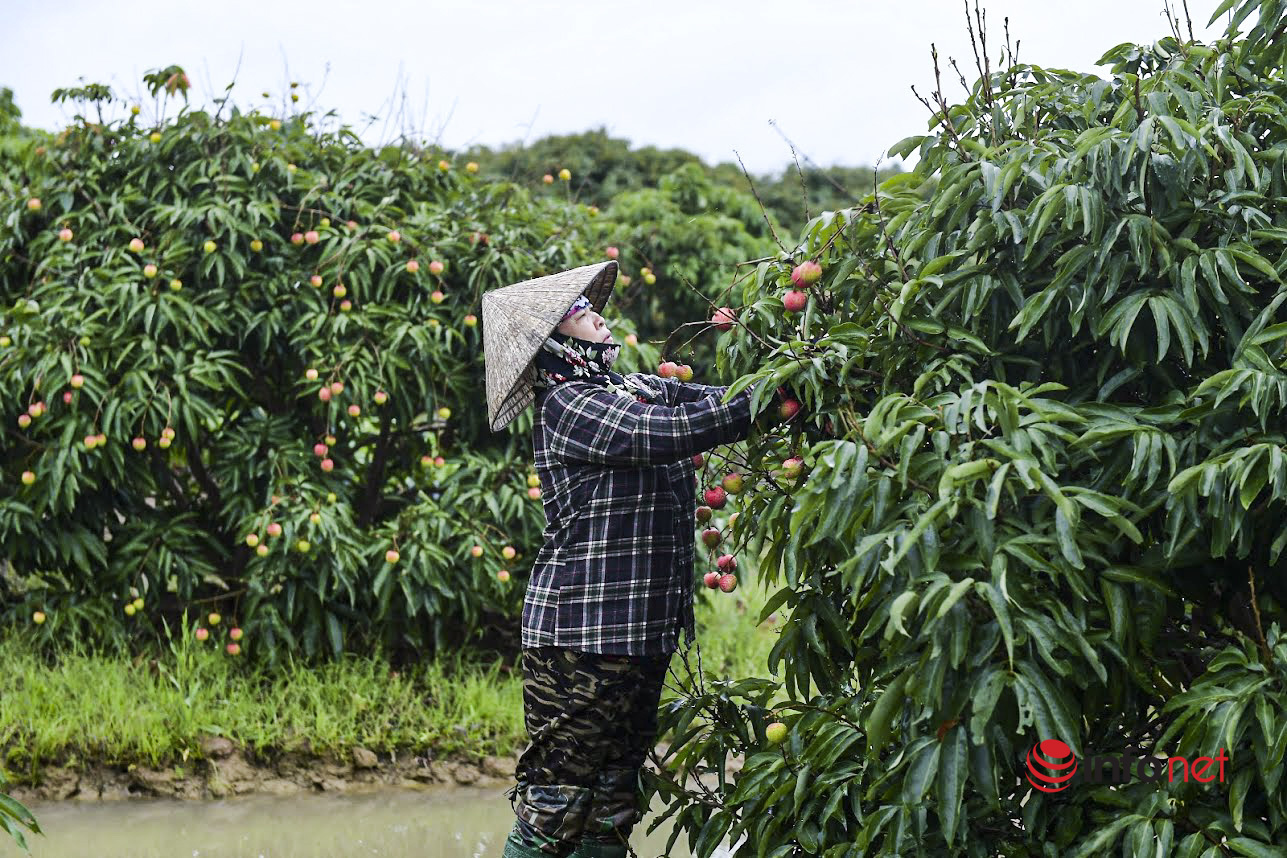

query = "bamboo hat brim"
[[482, 260, 618, 432]]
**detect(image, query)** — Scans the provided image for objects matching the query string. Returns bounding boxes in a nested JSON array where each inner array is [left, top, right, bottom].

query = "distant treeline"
[[458, 127, 907, 237]]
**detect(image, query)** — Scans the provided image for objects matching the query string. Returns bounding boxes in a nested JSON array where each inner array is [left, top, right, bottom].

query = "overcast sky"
[[2, 1, 1232, 176]]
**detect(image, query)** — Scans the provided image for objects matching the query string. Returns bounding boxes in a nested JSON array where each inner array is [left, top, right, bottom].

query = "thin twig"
[[767, 119, 855, 199], [1249, 565, 1272, 664], [870, 167, 908, 284], [791, 144, 810, 225], [911, 44, 967, 153], [732, 149, 787, 254], [967, 0, 993, 110]]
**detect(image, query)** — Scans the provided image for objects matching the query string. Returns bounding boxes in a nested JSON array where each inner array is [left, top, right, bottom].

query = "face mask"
[[529, 302, 663, 405]]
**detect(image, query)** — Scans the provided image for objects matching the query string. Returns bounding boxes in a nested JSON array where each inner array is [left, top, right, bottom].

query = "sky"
[[1, 0, 1234, 176]]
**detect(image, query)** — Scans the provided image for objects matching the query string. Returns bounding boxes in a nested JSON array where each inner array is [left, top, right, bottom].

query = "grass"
[[0, 571, 788, 783]]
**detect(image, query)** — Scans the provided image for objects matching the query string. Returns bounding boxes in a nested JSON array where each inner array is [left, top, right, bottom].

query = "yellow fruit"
[[148, 132, 161, 144], [203, 240, 217, 254], [270, 119, 282, 131], [124, 604, 136, 616], [766, 722, 788, 744], [465, 162, 479, 173], [132, 597, 144, 611], [558, 168, 571, 181]]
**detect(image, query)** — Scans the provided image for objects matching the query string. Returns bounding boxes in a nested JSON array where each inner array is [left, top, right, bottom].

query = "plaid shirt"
[[523, 372, 767, 656]]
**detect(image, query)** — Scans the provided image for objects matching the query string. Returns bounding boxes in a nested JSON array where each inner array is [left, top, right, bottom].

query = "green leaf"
[[1226, 838, 1284, 858], [936, 725, 968, 845], [865, 671, 910, 760], [901, 739, 940, 804], [975, 581, 1014, 665], [934, 577, 976, 621]]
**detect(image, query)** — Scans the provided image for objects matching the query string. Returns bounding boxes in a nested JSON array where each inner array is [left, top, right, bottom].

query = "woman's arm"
[[543, 379, 771, 467], [633, 373, 730, 406]]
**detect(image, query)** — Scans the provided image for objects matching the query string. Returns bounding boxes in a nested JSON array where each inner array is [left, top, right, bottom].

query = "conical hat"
[[482, 260, 618, 432]]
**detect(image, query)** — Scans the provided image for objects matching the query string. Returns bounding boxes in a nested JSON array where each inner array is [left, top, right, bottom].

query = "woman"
[[481, 261, 784, 858]]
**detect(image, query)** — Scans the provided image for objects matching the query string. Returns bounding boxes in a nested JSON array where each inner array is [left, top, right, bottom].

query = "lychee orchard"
[[8, 5, 1287, 851], [0, 61, 783, 681]]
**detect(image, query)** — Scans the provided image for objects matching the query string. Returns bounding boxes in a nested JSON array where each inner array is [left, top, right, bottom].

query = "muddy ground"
[[3, 737, 743, 803]]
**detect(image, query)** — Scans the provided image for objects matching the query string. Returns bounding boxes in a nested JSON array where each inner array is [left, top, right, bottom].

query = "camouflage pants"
[[504, 645, 672, 856]]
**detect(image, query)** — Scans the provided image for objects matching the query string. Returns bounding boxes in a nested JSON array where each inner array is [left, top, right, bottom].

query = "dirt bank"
[[3, 738, 741, 803]]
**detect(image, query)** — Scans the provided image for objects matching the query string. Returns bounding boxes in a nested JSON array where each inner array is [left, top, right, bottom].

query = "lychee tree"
[[0, 70, 672, 667], [650, 2, 1287, 855]]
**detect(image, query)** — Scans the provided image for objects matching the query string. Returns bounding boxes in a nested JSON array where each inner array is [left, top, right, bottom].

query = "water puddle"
[[12, 783, 742, 857]]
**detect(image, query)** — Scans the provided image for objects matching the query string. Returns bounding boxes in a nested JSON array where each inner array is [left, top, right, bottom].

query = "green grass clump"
[[0, 612, 526, 778], [0, 582, 786, 782]]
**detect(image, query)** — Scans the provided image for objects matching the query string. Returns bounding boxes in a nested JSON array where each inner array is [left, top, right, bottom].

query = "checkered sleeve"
[[635, 373, 731, 406], [673, 381, 730, 404], [544, 379, 764, 467]]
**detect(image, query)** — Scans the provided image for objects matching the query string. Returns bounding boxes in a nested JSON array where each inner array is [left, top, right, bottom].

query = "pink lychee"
[[711, 307, 736, 331], [791, 261, 822, 287]]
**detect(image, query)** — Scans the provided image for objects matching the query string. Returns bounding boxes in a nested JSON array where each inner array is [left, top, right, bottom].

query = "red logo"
[[1026, 739, 1077, 792]]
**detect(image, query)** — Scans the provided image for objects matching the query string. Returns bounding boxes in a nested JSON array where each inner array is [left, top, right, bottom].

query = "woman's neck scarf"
[[530, 295, 665, 405]]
